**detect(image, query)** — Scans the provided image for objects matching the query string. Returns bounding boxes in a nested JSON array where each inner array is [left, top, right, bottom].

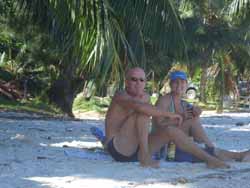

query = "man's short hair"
[[170, 71, 187, 81]]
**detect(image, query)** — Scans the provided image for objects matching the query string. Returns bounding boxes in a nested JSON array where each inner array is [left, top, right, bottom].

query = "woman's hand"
[[192, 106, 202, 117], [184, 105, 194, 120]]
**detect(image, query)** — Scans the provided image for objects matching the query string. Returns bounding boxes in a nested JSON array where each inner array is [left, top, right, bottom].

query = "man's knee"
[[128, 112, 150, 119], [135, 112, 151, 123], [125, 112, 150, 131]]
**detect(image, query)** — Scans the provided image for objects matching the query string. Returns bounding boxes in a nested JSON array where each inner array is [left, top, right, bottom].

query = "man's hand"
[[168, 114, 183, 127]]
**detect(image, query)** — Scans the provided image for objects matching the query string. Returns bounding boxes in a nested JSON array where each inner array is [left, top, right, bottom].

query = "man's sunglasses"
[[130, 77, 146, 82]]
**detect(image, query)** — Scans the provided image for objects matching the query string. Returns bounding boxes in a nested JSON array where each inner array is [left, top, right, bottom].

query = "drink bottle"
[[167, 142, 176, 161]]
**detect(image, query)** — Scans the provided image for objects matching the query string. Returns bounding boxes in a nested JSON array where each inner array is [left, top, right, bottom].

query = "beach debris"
[[236, 122, 244, 126], [37, 156, 47, 160], [11, 134, 25, 140], [10, 133, 33, 144], [28, 127, 46, 132], [81, 129, 86, 132], [0, 163, 10, 167], [176, 177, 189, 184], [171, 177, 189, 185], [65, 128, 73, 132], [206, 174, 226, 179], [0, 79, 24, 100]]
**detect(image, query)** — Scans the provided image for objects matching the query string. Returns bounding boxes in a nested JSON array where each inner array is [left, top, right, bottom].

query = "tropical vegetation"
[[1, 0, 250, 116]]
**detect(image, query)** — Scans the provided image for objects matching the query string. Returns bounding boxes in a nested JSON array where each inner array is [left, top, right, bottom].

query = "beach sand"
[[1, 111, 250, 188]]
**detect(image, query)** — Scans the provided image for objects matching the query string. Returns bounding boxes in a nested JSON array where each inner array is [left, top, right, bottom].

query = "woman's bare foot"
[[241, 150, 250, 162], [207, 157, 230, 169]]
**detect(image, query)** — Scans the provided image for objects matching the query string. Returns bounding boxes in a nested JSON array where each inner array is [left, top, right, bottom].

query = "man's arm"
[[113, 91, 182, 121]]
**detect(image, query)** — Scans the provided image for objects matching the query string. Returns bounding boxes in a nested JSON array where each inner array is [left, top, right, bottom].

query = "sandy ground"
[[1, 111, 250, 188]]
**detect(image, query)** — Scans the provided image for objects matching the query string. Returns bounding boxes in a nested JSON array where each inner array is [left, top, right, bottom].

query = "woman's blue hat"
[[170, 71, 187, 81]]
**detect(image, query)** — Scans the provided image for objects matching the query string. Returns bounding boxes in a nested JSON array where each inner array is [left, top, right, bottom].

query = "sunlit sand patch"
[[49, 140, 102, 148]]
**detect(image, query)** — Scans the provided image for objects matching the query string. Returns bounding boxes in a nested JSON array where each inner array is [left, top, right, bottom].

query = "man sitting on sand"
[[153, 70, 250, 163], [104, 67, 231, 168]]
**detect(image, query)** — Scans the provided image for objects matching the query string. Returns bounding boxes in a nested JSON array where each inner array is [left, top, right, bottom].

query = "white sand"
[[1, 111, 250, 188]]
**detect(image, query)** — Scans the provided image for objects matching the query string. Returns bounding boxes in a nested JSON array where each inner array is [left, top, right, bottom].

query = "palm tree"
[[16, 0, 187, 116], [180, 0, 250, 108]]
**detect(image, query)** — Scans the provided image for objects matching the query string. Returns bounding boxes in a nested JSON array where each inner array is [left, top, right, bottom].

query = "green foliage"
[[0, 1, 62, 99], [197, 101, 217, 110], [0, 67, 14, 81], [205, 78, 217, 102], [16, 0, 187, 89], [230, 45, 250, 78], [228, 0, 250, 22], [73, 94, 111, 114], [73, 94, 159, 114], [150, 95, 159, 105], [0, 96, 61, 115], [1, 0, 250, 115]]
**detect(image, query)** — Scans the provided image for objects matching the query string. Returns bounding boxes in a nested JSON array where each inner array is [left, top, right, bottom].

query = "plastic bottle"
[[167, 142, 176, 161]]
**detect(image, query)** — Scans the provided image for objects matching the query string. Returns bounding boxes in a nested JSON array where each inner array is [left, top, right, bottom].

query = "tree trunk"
[[216, 59, 225, 113], [200, 62, 209, 103], [48, 77, 84, 117]]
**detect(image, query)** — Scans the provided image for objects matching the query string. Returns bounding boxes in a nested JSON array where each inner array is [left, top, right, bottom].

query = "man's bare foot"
[[241, 150, 250, 162], [139, 151, 160, 168], [207, 157, 230, 169], [140, 154, 160, 168]]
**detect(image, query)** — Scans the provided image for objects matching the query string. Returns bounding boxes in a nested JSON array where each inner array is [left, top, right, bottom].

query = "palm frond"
[[16, 0, 188, 93], [228, 0, 250, 19]]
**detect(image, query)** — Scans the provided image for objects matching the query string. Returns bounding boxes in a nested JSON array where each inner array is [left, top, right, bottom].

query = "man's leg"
[[180, 118, 214, 148], [149, 126, 229, 168], [135, 113, 159, 167], [113, 113, 140, 156], [114, 113, 158, 167]]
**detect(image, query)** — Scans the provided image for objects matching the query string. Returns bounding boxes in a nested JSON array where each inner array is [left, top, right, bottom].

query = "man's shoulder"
[[112, 90, 137, 103], [114, 90, 126, 96], [112, 90, 129, 99]]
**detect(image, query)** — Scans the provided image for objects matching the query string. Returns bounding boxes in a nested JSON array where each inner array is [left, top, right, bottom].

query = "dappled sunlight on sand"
[[25, 176, 125, 188], [1, 111, 250, 188], [49, 140, 102, 148]]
